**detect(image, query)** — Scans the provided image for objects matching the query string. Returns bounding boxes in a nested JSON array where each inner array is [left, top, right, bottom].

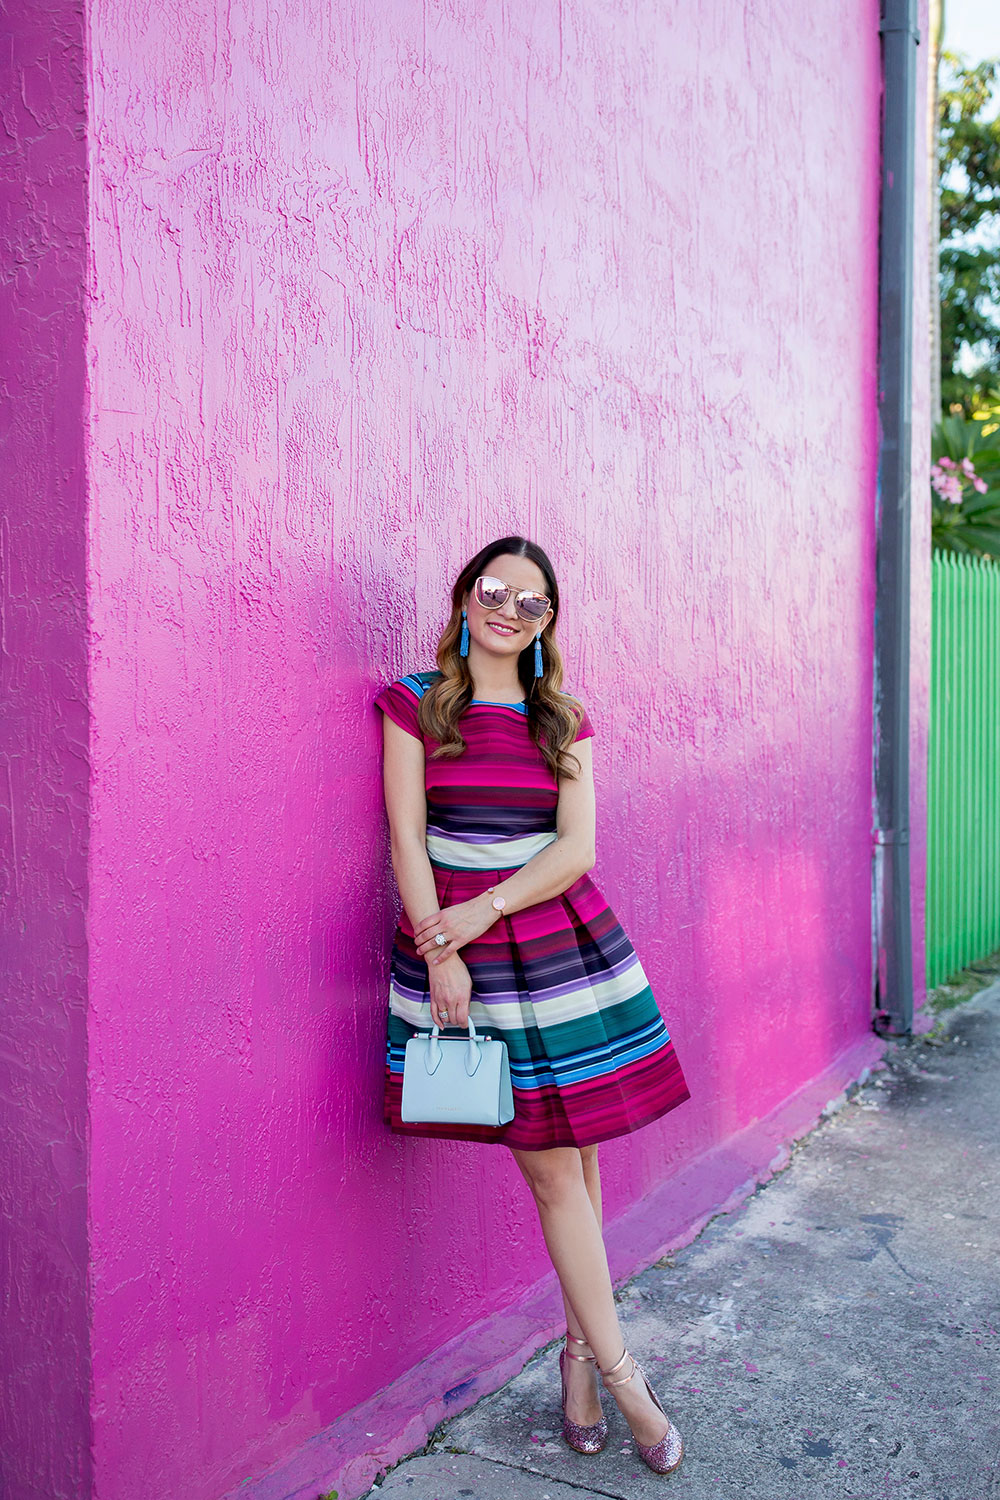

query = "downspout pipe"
[[873, 0, 920, 1036]]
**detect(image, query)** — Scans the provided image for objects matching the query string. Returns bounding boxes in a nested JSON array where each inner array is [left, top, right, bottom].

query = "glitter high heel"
[[600, 1347, 684, 1475], [559, 1333, 609, 1454]]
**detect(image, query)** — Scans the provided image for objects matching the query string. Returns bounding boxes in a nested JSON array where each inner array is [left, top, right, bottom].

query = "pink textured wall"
[[0, 4, 92, 1495], [76, 1, 917, 1497]]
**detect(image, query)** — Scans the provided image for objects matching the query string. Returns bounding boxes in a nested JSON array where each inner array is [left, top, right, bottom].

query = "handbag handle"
[[424, 1018, 483, 1077]]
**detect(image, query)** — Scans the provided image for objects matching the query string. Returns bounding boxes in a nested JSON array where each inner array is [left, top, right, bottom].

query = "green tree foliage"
[[931, 413, 1000, 559], [938, 54, 1000, 416]]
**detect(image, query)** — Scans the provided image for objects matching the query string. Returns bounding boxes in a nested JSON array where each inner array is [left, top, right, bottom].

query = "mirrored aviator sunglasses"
[[474, 574, 551, 622]]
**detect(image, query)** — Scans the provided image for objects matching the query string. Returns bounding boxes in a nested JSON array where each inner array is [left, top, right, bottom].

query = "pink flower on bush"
[[931, 454, 991, 506], [931, 464, 963, 503]]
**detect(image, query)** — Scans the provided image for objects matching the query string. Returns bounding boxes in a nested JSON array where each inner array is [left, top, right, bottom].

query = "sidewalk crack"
[[434, 1445, 631, 1499]]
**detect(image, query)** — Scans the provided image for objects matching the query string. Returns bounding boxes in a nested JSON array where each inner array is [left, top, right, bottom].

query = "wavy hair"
[[418, 536, 585, 779]]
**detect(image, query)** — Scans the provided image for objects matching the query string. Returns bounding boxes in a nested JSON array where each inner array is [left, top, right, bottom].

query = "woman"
[[375, 536, 691, 1475]]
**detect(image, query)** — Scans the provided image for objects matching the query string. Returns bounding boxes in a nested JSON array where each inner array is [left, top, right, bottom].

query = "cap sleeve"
[[374, 675, 425, 740], [573, 702, 594, 741]]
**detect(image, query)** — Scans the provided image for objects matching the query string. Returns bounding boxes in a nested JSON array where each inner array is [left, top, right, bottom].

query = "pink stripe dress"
[[376, 670, 690, 1150]]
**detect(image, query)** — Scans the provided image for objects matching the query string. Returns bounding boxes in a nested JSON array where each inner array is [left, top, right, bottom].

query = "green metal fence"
[[927, 551, 1000, 988]]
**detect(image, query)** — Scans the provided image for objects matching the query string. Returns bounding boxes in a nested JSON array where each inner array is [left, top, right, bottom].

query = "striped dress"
[[375, 670, 690, 1150]]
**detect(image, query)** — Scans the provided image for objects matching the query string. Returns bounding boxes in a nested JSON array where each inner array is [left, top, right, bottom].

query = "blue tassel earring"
[[459, 608, 470, 658], [534, 632, 544, 677]]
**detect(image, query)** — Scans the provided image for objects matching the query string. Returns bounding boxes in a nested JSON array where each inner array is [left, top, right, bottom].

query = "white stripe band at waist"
[[425, 829, 558, 870]]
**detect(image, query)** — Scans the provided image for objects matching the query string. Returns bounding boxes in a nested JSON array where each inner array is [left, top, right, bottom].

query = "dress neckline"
[[470, 697, 527, 708]]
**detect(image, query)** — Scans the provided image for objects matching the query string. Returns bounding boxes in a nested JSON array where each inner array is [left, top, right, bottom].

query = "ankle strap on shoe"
[[600, 1348, 637, 1386], [565, 1333, 596, 1362]]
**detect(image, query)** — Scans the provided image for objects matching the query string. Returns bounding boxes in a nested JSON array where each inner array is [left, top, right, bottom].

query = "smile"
[[487, 621, 519, 637]]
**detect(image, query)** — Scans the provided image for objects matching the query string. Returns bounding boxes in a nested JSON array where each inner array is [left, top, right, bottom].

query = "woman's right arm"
[[380, 714, 438, 928], [380, 714, 472, 1024]]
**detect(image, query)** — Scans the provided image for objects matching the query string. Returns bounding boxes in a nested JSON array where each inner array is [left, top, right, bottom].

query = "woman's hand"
[[414, 895, 496, 964], [428, 954, 473, 1028]]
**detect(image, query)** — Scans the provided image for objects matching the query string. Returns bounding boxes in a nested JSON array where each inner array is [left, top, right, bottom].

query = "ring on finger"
[[434, 933, 448, 948]]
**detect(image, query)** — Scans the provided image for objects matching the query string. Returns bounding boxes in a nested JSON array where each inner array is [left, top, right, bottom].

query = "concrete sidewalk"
[[366, 986, 1000, 1500]]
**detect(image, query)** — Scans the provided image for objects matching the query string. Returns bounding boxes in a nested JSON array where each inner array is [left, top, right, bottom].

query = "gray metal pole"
[[873, 0, 920, 1035]]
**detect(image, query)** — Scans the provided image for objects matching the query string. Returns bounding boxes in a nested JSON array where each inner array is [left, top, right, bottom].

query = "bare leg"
[[559, 1146, 603, 1423], [510, 1144, 669, 1447]]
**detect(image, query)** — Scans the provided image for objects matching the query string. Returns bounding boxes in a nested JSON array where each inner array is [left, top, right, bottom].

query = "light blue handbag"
[[401, 1017, 514, 1126]]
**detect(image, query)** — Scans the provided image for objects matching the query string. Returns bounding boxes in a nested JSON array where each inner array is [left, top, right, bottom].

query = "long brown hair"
[[418, 536, 585, 779]]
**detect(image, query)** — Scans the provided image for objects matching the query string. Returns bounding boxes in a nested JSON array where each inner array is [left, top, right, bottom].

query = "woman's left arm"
[[413, 738, 597, 964]]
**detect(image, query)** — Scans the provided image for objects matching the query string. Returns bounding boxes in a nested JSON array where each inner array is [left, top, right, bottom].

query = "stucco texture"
[[0, 4, 92, 1496], [1, 0, 932, 1495]]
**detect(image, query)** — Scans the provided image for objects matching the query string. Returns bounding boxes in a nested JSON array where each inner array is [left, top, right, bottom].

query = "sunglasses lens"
[[475, 576, 510, 609], [516, 593, 550, 621]]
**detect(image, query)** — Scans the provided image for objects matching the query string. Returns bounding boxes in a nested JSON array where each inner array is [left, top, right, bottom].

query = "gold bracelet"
[[485, 884, 507, 914]]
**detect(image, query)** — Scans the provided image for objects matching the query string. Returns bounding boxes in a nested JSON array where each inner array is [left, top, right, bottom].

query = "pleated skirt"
[[383, 864, 690, 1150]]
